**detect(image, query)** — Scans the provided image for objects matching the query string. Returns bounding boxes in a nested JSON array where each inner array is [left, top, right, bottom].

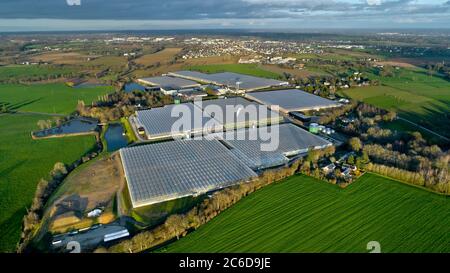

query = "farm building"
[[119, 139, 258, 208], [208, 123, 332, 170], [137, 76, 201, 95], [245, 89, 341, 113], [168, 71, 289, 92], [177, 89, 208, 100]]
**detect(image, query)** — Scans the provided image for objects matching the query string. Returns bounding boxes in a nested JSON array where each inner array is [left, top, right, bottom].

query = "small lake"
[[104, 123, 128, 152], [123, 82, 148, 93], [33, 117, 98, 138]]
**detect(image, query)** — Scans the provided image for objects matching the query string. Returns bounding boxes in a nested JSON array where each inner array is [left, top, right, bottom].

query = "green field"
[[0, 65, 75, 82], [344, 68, 450, 137], [0, 114, 98, 252], [160, 173, 450, 253], [0, 82, 112, 252], [184, 64, 282, 79], [381, 119, 441, 143], [0, 83, 113, 115]]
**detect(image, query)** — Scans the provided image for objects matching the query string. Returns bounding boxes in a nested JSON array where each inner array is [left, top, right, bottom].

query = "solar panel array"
[[208, 123, 331, 170], [246, 89, 341, 112], [169, 71, 287, 91], [120, 139, 258, 207]]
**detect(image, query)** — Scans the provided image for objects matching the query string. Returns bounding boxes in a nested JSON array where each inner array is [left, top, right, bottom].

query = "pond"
[[104, 123, 128, 152], [33, 117, 99, 138], [123, 82, 148, 93]]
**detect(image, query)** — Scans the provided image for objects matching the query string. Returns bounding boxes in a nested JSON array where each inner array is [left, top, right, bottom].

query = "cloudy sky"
[[0, 0, 449, 31]]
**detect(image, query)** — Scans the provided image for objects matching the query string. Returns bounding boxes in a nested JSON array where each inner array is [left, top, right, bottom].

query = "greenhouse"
[[246, 89, 341, 113], [120, 139, 258, 208], [208, 123, 332, 170]]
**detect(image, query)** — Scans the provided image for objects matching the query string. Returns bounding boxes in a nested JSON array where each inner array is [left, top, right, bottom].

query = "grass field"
[[86, 56, 128, 68], [380, 119, 441, 143], [160, 173, 450, 253], [45, 154, 123, 233], [130, 55, 239, 78], [0, 65, 75, 82], [344, 68, 450, 137], [30, 52, 99, 65], [184, 64, 282, 79], [0, 83, 113, 114], [0, 81, 113, 251], [135, 48, 182, 66], [0, 114, 98, 252], [261, 64, 322, 78]]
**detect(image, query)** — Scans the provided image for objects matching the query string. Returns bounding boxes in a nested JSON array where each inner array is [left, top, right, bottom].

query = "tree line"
[[18, 145, 102, 252], [77, 91, 173, 122]]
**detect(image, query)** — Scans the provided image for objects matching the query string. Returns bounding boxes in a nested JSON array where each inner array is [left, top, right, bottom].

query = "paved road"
[[397, 117, 450, 142], [51, 224, 128, 253]]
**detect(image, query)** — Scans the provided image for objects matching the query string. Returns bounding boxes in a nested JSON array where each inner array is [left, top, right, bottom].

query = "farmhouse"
[[168, 71, 289, 92], [245, 89, 342, 114], [137, 76, 201, 95], [119, 139, 257, 208]]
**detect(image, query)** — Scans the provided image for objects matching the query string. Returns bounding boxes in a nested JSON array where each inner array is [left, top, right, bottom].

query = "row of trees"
[[336, 103, 396, 141], [363, 144, 423, 171], [77, 101, 134, 123], [77, 91, 173, 122], [0, 104, 8, 113], [425, 62, 450, 80], [365, 163, 435, 190], [318, 101, 358, 125], [36, 116, 69, 130], [18, 146, 102, 253], [357, 142, 449, 194], [334, 101, 449, 194], [101, 161, 301, 253], [19, 162, 68, 252], [0, 70, 80, 84]]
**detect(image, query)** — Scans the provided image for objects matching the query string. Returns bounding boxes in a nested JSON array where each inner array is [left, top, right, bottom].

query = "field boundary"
[[397, 117, 450, 142], [363, 172, 450, 197]]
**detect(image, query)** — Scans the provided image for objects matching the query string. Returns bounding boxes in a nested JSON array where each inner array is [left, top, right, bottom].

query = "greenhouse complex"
[[120, 123, 332, 208], [119, 73, 341, 209]]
